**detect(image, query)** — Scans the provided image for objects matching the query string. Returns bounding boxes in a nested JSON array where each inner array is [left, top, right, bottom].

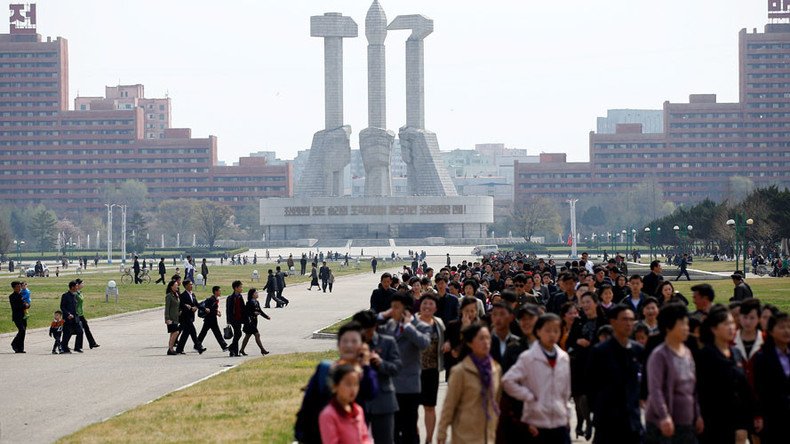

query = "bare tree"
[[514, 196, 561, 242], [191, 202, 233, 248]]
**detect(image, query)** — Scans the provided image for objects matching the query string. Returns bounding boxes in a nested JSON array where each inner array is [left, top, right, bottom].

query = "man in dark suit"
[[370, 273, 396, 314], [675, 253, 691, 281], [587, 305, 644, 444], [319, 261, 331, 293], [641, 260, 664, 297], [489, 303, 520, 365], [197, 285, 228, 351], [132, 256, 141, 284], [226, 280, 245, 357], [622, 274, 648, 318], [60, 280, 83, 353], [156, 257, 166, 285], [274, 266, 289, 306], [377, 294, 431, 444], [730, 272, 753, 302], [9, 281, 26, 353], [300, 254, 307, 275], [353, 310, 403, 444], [175, 279, 205, 354]]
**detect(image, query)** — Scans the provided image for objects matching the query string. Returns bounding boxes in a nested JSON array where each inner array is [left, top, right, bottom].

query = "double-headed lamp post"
[[673, 224, 693, 255], [644, 226, 661, 261], [726, 215, 754, 276], [13, 239, 24, 261]]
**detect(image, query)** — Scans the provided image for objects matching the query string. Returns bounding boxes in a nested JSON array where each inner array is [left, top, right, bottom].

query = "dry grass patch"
[[59, 351, 337, 444]]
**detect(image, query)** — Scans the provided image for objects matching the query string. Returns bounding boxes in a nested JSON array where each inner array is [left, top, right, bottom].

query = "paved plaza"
[[0, 266, 399, 443]]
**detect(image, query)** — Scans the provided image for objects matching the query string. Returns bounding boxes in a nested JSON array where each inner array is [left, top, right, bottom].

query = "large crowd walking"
[[296, 251, 790, 444]]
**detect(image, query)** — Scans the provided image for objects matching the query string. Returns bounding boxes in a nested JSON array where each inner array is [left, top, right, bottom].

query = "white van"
[[472, 245, 499, 255]]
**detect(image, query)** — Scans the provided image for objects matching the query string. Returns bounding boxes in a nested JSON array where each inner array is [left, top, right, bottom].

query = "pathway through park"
[[0, 266, 392, 444]]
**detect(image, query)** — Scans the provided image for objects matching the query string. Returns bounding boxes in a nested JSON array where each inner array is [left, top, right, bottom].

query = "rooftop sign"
[[9, 3, 36, 33], [769, 0, 790, 19]]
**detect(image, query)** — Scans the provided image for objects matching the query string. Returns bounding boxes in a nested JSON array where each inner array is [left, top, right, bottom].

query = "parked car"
[[25, 264, 49, 277], [472, 244, 499, 255]]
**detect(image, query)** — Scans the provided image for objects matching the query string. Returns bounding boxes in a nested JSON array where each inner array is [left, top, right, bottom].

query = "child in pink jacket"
[[502, 313, 572, 443], [319, 364, 373, 444]]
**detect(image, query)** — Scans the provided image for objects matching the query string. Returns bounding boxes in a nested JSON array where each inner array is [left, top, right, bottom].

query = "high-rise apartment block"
[[516, 22, 790, 207], [0, 5, 291, 216]]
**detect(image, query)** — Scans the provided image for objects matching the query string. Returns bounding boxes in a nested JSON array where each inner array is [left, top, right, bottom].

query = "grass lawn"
[[673, 277, 790, 312], [319, 315, 353, 334], [0, 261, 401, 334], [58, 351, 338, 444]]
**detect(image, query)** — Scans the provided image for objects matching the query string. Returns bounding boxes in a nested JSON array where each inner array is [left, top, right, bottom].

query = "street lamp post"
[[726, 215, 754, 277], [13, 239, 24, 261], [644, 226, 662, 261], [621, 229, 627, 255], [673, 224, 693, 256], [105, 203, 116, 264]]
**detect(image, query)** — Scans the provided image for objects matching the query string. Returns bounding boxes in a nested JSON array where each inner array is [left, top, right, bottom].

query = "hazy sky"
[[33, 0, 768, 163]]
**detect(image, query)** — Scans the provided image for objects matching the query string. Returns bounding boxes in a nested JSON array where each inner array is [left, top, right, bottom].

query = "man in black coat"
[[642, 260, 664, 297], [225, 280, 245, 357], [60, 280, 83, 353], [730, 273, 753, 302], [175, 279, 205, 354], [133, 256, 142, 284], [9, 281, 26, 353], [587, 304, 644, 444], [156, 257, 166, 285], [300, 254, 307, 275], [319, 261, 331, 293], [369, 273, 396, 314], [263, 269, 286, 308], [197, 285, 228, 351], [274, 266, 289, 306]]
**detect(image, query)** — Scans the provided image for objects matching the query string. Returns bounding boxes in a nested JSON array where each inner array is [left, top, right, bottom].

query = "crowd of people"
[[296, 251, 790, 444]]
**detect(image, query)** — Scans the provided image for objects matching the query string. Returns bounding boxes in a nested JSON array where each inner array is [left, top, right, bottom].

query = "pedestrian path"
[[0, 266, 391, 444]]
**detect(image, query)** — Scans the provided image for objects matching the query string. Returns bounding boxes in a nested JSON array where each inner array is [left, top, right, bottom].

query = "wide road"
[[0, 266, 392, 444]]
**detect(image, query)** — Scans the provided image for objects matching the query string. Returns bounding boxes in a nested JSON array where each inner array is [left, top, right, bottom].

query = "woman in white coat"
[[502, 313, 572, 444]]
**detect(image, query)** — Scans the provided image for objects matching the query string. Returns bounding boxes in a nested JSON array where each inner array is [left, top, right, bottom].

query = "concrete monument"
[[388, 15, 457, 196], [359, 0, 395, 197], [295, 13, 357, 197]]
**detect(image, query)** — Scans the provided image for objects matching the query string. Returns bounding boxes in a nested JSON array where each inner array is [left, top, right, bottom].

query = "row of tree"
[[0, 180, 262, 256]]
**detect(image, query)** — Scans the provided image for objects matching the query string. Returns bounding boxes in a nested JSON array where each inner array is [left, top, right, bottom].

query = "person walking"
[[200, 258, 209, 289], [197, 285, 228, 352], [275, 266, 289, 305], [319, 261, 331, 293], [327, 269, 335, 293], [183, 255, 195, 283], [371, 257, 378, 274], [239, 288, 271, 356], [156, 257, 166, 285], [59, 281, 84, 354], [300, 254, 308, 275], [644, 303, 704, 444], [9, 281, 26, 353], [378, 294, 431, 444], [319, 365, 374, 444], [752, 312, 790, 444], [308, 264, 320, 291], [696, 304, 753, 444], [642, 260, 664, 298], [502, 313, 572, 444], [437, 322, 502, 444], [674, 254, 691, 281], [133, 256, 142, 284], [587, 305, 644, 444], [164, 280, 181, 355], [416, 293, 445, 444], [175, 279, 205, 354], [74, 279, 99, 349], [226, 280, 245, 357], [263, 269, 285, 308]]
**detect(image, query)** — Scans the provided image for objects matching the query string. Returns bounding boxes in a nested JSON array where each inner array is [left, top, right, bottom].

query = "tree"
[[580, 205, 606, 229], [102, 180, 150, 214], [514, 197, 561, 242], [28, 207, 57, 254], [0, 217, 11, 256], [191, 202, 233, 248], [126, 211, 149, 253]]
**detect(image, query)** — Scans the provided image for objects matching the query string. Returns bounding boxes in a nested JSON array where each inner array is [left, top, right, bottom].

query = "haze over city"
[[35, 0, 766, 164]]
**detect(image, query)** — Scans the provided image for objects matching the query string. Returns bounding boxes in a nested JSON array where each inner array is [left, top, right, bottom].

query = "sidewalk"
[[0, 267, 390, 444]]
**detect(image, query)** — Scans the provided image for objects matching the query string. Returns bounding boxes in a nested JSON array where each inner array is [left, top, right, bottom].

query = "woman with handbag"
[[240, 288, 271, 356], [164, 280, 181, 356]]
